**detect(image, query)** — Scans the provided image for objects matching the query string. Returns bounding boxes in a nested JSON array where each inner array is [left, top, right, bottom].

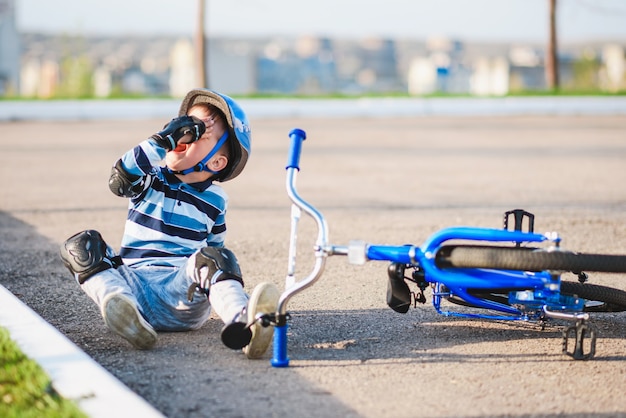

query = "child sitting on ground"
[[60, 89, 278, 359]]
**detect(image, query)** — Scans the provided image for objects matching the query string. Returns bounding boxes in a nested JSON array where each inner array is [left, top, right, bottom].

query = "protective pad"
[[109, 159, 150, 198], [60, 230, 121, 284], [195, 247, 244, 290]]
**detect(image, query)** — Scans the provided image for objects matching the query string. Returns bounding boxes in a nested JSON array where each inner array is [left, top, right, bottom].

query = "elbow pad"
[[109, 159, 151, 198]]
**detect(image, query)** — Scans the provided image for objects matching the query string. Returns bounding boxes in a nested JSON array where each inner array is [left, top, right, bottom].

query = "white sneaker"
[[102, 293, 157, 350], [243, 282, 280, 359]]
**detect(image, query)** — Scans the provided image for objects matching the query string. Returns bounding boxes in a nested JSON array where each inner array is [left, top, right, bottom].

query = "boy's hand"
[[150, 116, 206, 151]]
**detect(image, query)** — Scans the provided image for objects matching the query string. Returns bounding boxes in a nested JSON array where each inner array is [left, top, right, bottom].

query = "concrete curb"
[[0, 285, 164, 418], [1, 96, 626, 121]]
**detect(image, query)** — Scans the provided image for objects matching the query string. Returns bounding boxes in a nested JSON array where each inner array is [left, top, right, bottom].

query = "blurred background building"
[[0, 0, 20, 95], [1, 0, 625, 98]]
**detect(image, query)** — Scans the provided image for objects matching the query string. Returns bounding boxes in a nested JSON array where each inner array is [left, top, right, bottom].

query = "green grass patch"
[[0, 327, 87, 418]]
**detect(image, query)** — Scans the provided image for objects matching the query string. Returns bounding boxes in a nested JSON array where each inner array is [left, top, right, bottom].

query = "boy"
[[60, 89, 279, 359]]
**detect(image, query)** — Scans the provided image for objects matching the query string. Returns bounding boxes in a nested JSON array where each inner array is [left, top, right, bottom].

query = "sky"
[[14, 0, 626, 44]]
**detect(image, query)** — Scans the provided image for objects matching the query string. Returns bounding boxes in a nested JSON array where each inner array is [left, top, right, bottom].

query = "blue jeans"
[[81, 249, 248, 331]]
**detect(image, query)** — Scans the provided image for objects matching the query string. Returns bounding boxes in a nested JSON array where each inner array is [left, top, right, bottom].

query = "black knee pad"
[[195, 246, 244, 288], [59, 230, 121, 284]]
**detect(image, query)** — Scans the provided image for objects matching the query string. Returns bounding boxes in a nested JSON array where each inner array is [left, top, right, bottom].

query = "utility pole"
[[546, 0, 559, 90], [195, 0, 207, 88]]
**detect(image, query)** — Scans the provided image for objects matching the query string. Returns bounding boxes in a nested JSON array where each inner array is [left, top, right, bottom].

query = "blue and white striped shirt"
[[118, 139, 228, 267]]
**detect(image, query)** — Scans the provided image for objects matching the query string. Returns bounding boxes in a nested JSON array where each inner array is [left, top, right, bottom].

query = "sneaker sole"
[[244, 282, 280, 359], [103, 293, 157, 350]]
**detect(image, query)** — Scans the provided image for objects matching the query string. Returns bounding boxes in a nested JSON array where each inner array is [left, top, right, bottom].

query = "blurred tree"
[[571, 53, 601, 91], [58, 55, 94, 98], [546, 0, 559, 90], [52, 35, 94, 98], [196, 0, 207, 87]]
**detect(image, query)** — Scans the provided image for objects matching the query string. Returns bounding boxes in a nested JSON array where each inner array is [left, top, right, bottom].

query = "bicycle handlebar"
[[272, 128, 328, 367], [286, 128, 307, 170]]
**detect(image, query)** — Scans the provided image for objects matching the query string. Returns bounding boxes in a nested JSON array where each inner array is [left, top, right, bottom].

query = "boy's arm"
[[108, 116, 205, 198], [108, 138, 165, 198]]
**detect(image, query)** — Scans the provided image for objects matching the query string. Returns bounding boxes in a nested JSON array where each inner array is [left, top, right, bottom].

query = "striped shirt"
[[118, 139, 228, 267]]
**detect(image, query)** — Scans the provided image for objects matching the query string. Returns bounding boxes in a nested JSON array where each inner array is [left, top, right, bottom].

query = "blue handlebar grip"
[[270, 324, 290, 367], [286, 129, 307, 170]]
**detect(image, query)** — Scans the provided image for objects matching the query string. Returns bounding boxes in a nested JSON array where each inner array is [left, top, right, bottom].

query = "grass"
[[0, 327, 87, 418]]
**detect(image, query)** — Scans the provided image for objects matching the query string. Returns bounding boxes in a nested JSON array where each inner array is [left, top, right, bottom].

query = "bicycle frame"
[[270, 129, 590, 367]]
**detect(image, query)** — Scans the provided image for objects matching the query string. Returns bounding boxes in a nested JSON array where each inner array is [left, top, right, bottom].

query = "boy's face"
[[165, 105, 227, 175]]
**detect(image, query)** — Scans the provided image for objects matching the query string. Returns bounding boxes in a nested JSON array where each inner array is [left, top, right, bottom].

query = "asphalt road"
[[2, 115, 626, 418]]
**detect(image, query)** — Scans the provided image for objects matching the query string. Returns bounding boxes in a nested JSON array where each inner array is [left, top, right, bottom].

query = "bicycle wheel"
[[444, 281, 626, 313], [436, 245, 626, 312], [561, 281, 626, 312], [436, 245, 626, 273]]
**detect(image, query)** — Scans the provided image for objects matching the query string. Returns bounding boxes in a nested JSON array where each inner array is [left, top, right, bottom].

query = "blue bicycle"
[[266, 128, 626, 366]]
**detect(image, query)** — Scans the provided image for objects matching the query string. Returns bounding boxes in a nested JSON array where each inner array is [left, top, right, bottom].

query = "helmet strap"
[[168, 131, 229, 176]]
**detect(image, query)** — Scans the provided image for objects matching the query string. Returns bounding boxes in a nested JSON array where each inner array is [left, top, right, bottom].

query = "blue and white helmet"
[[178, 89, 251, 182]]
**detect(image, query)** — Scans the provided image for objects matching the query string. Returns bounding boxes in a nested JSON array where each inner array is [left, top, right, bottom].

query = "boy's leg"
[[190, 246, 279, 358], [60, 230, 157, 350]]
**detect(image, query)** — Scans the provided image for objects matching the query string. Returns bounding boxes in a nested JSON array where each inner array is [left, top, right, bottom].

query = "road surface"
[[1, 114, 626, 417]]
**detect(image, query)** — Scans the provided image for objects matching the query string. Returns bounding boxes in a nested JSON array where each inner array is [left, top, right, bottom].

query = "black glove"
[[150, 116, 206, 151]]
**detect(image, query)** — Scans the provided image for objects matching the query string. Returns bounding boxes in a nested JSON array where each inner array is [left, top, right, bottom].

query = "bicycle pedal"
[[503, 209, 535, 233], [386, 264, 411, 314], [562, 321, 596, 360]]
